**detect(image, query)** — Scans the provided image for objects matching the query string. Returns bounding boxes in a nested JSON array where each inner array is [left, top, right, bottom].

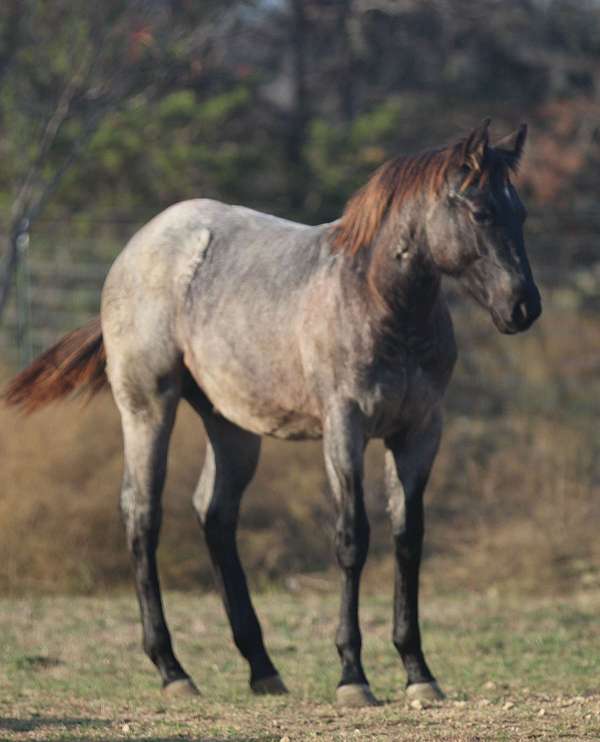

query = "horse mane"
[[331, 139, 474, 256]]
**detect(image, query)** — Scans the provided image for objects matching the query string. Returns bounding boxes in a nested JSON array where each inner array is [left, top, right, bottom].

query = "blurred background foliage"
[[2, 0, 600, 227], [1, 0, 600, 596]]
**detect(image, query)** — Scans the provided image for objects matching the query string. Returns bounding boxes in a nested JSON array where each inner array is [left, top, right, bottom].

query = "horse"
[[4, 119, 541, 707]]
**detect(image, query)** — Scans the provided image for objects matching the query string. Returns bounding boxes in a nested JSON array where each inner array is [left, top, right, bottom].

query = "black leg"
[[118, 382, 198, 696], [334, 492, 370, 688], [323, 403, 377, 707], [194, 414, 286, 694], [391, 486, 433, 684], [384, 414, 445, 701]]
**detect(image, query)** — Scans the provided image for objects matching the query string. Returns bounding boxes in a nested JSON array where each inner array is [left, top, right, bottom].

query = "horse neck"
[[363, 206, 443, 341]]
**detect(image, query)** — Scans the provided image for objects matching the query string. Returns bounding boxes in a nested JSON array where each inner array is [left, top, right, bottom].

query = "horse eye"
[[473, 210, 492, 225]]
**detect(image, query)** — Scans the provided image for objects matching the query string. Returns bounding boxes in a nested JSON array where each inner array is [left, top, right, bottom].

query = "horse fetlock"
[[392, 626, 418, 656], [143, 635, 176, 667], [335, 631, 362, 659], [232, 628, 266, 661]]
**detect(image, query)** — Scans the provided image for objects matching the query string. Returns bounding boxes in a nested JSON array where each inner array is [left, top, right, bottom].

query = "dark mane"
[[331, 139, 477, 256]]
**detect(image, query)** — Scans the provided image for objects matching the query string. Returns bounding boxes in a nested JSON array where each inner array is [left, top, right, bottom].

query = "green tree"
[[0, 0, 244, 318]]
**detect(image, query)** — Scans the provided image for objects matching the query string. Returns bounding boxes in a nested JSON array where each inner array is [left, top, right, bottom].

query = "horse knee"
[[393, 527, 423, 563]]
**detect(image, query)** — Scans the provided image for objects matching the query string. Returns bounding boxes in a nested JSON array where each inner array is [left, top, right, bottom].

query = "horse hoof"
[[163, 678, 200, 697], [336, 683, 380, 707], [406, 681, 445, 702], [251, 674, 288, 695]]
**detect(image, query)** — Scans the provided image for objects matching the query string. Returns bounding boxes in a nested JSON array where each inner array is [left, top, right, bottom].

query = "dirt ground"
[[1, 586, 600, 741]]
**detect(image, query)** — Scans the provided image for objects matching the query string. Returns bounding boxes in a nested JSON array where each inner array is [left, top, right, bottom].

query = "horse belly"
[[185, 348, 323, 440]]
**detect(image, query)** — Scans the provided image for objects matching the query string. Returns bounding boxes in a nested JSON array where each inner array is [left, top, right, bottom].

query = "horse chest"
[[358, 358, 446, 439]]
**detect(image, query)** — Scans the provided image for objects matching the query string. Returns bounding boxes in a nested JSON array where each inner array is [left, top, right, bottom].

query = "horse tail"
[[3, 316, 108, 414]]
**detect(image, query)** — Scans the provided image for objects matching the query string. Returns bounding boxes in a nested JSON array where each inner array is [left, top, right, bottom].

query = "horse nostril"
[[512, 293, 541, 330], [518, 301, 529, 322], [511, 301, 527, 326]]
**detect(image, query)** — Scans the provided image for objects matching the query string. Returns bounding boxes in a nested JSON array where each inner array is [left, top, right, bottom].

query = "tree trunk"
[[286, 0, 310, 216], [0, 220, 25, 322], [337, 0, 357, 123]]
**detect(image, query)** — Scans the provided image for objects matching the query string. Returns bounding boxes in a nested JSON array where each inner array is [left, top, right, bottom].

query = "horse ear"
[[494, 123, 527, 171], [462, 118, 491, 170]]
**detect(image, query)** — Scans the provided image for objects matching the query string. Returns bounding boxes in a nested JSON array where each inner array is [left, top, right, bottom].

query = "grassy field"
[[2, 586, 600, 741]]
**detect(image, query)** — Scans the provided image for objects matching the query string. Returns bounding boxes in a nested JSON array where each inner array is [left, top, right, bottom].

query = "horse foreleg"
[[323, 404, 376, 707], [384, 413, 445, 702], [193, 413, 286, 695]]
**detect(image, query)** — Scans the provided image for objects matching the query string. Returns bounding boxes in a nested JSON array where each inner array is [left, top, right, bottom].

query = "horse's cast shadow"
[[0, 717, 271, 741], [0, 716, 107, 732]]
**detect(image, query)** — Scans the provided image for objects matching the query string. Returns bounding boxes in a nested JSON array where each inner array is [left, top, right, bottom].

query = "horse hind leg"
[[191, 408, 287, 695], [114, 365, 198, 697]]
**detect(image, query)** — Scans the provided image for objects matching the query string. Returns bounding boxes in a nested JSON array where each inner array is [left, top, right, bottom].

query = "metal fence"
[[0, 219, 145, 368]]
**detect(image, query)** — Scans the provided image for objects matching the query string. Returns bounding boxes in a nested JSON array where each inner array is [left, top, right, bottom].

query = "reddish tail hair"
[[3, 316, 108, 413]]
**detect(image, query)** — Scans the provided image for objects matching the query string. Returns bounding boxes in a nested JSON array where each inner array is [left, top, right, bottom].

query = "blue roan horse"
[[5, 119, 541, 706]]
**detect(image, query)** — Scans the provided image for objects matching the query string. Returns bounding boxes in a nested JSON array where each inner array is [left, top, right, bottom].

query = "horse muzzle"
[[492, 284, 542, 334]]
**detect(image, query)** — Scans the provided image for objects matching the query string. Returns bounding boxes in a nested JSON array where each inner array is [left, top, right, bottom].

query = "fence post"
[[15, 218, 32, 368]]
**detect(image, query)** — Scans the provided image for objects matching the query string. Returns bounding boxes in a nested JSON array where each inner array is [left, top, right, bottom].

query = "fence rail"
[[1, 209, 599, 369], [1, 256, 109, 365]]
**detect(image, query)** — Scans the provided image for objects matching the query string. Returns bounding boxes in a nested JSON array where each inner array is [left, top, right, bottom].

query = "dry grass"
[[1, 295, 599, 596]]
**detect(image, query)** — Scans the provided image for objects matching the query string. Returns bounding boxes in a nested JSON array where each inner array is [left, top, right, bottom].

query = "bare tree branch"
[[0, 1, 227, 323]]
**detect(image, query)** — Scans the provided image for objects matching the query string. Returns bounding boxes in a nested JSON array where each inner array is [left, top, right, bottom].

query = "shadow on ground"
[[0, 717, 277, 742], [0, 716, 108, 732]]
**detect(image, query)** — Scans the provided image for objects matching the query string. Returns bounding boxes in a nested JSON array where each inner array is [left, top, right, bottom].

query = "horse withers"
[[5, 119, 541, 706]]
